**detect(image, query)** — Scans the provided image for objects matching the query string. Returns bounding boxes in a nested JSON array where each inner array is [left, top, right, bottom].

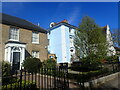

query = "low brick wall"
[[84, 72, 120, 87]]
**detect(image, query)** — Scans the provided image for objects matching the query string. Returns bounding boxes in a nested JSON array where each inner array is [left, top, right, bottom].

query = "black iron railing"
[[2, 64, 69, 90]]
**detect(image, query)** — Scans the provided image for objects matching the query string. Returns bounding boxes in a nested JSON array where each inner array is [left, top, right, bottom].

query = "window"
[[70, 47, 74, 52], [69, 28, 72, 33], [49, 56, 54, 58], [32, 32, 39, 44], [48, 39, 50, 45], [32, 51, 39, 58], [9, 27, 19, 41], [69, 35, 73, 39]]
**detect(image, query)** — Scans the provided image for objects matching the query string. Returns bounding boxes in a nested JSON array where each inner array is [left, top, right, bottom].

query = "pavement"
[[98, 73, 120, 90]]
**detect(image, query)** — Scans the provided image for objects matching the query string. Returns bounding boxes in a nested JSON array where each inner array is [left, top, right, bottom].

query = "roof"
[[114, 47, 120, 51], [48, 19, 78, 30], [48, 19, 107, 34], [0, 13, 48, 33], [54, 19, 68, 25]]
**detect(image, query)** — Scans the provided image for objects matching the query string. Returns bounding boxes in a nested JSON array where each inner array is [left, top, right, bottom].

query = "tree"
[[22, 57, 42, 73], [74, 16, 107, 70]]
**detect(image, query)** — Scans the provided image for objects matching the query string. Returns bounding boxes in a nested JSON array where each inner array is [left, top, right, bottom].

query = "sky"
[[2, 2, 118, 31]]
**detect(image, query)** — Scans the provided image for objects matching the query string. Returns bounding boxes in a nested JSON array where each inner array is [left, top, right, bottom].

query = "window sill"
[[32, 42, 40, 44], [8, 39, 19, 42]]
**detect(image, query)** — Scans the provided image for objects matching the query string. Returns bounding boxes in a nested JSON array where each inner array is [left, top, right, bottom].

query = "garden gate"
[[2, 63, 69, 90]]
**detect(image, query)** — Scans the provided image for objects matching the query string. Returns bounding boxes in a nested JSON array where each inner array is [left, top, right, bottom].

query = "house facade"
[[0, 13, 116, 67], [48, 20, 116, 63], [0, 13, 48, 70], [103, 25, 116, 56], [48, 20, 77, 63]]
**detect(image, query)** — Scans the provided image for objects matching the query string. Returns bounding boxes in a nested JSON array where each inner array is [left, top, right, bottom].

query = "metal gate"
[[2, 63, 69, 90]]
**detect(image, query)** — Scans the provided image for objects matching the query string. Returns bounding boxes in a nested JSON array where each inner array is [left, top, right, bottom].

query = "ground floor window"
[[32, 51, 39, 58]]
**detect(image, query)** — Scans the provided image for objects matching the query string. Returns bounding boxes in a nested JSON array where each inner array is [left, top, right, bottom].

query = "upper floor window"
[[69, 28, 74, 34], [32, 32, 39, 44], [69, 28, 72, 33], [9, 27, 19, 41]]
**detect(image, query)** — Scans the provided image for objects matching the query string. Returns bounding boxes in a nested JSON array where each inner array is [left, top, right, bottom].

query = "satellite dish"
[[50, 22, 55, 27]]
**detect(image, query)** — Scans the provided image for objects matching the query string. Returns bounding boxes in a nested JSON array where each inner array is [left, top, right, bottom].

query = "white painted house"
[[48, 20, 116, 63], [105, 25, 116, 56], [48, 20, 77, 63]]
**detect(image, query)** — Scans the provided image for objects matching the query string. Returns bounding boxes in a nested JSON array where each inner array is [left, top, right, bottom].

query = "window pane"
[[32, 51, 39, 58], [9, 27, 19, 41], [32, 32, 39, 43]]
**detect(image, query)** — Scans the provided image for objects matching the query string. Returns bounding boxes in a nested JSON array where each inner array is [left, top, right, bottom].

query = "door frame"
[[11, 47, 21, 70]]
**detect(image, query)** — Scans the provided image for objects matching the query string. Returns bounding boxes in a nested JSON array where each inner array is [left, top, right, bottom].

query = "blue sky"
[[2, 2, 118, 31]]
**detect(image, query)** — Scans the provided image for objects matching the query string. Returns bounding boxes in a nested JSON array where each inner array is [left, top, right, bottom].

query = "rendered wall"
[[48, 25, 75, 63]]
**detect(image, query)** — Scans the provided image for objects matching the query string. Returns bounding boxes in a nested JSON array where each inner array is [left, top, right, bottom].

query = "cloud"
[[49, 3, 81, 24], [67, 6, 80, 24]]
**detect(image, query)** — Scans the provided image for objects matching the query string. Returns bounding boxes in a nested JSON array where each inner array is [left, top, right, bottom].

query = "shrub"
[[2, 61, 11, 77], [42, 58, 56, 68], [81, 54, 102, 71], [2, 61, 12, 85], [2, 81, 37, 90], [22, 57, 42, 73], [70, 54, 103, 72], [106, 55, 119, 63], [70, 60, 101, 72], [68, 68, 110, 83]]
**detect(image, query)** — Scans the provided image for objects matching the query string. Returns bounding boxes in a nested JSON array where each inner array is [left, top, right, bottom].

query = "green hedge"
[[2, 81, 37, 90], [68, 68, 110, 82]]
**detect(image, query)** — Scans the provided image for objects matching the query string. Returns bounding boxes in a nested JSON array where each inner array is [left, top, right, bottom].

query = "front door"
[[12, 52, 20, 70]]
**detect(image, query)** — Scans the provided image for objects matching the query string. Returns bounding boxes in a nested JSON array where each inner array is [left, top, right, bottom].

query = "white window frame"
[[32, 51, 39, 58], [32, 32, 39, 44], [9, 26, 19, 41]]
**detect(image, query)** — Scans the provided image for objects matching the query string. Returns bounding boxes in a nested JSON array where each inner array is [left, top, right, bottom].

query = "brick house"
[[0, 13, 48, 70]]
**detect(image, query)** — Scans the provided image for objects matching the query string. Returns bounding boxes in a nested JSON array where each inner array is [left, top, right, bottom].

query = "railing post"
[[24, 69, 26, 89], [54, 67, 56, 89], [118, 58, 120, 71], [66, 64, 69, 88], [20, 69, 22, 90], [38, 69, 40, 89], [10, 69, 13, 89]]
